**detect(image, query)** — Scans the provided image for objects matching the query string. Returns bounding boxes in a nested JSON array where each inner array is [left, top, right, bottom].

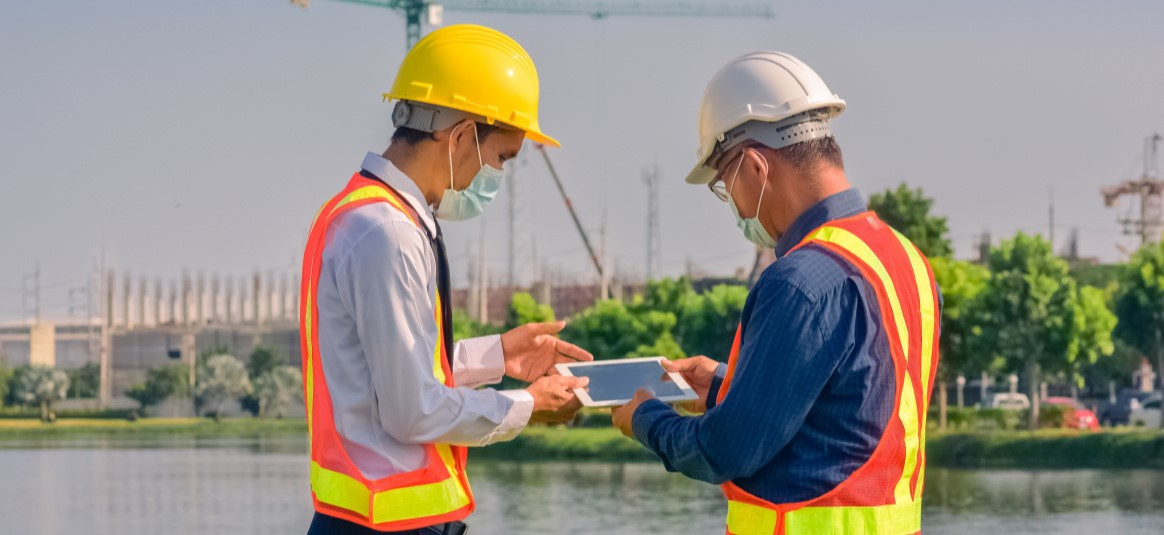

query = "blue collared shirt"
[[632, 188, 916, 503]]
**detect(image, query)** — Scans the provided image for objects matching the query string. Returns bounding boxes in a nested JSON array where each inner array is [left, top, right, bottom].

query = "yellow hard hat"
[[385, 24, 559, 147]]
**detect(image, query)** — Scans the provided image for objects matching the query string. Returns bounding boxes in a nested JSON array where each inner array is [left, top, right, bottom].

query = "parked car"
[[1043, 396, 1099, 431], [987, 393, 1030, 410], [1097, 389, 1155, 426], [1129, 393, 1162, 428]]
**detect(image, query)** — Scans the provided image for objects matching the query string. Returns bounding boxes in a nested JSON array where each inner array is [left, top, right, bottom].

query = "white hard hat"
[[684, 51, 846, 184]]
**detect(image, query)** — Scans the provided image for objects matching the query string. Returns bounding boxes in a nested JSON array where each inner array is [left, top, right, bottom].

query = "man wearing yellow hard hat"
[[300, 24, 590, 534]]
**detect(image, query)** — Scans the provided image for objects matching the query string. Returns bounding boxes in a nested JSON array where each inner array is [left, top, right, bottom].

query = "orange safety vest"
[[717, 212, 940, 535], [299, 173, 474, 531]]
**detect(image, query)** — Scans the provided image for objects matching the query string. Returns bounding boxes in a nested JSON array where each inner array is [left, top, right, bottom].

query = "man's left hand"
[[500, 321, 594, 382], [612, 388, 656, 438]]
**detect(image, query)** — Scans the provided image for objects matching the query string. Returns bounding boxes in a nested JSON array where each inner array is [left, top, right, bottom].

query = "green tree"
[[1114, 241, 1164, 426], [504, 292, 555, 330], [564, 300, 678, 360], [1066, 285, 1117, 388], [0, 363, 13, 407], [674, 284, 748, 361], [641, 277, 696, 315], [973, 233, 1079, 429], [12, 365, 70, 422], [247, 346, 282, 380], [929, 257, 989, 429], [452, 308, 503, 342], [66, 362, 100, 398], [868, 183, 952, 257], [241, 346, 283, 416], [195, 354, 252, 421], [126, 364, 191, 412], [252, 366, 303, 418]]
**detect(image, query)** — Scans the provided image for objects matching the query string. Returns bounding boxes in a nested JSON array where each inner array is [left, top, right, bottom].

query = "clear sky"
[[2, 0, 1162, 322]]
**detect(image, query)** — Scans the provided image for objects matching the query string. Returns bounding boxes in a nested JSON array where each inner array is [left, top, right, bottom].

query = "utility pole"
[[506, 165, 518, 289], [99, 257, 112, 407], [1102, 133, 1164, 246], [642, 164, 661, 282], [22, 260, 41, 323], [476, 224, 488, 322], [1048, 186, 1055, 251], [600, 210, 609, 302]]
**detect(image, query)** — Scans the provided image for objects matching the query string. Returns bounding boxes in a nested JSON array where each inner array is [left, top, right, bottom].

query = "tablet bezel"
[[555, 356, 699, 408]]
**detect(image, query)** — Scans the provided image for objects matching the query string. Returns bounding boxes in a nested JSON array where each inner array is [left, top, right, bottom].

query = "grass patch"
[[0, 417, 307, 441], [4, 417, 1161, 470], [927, 429, 1164, 469]]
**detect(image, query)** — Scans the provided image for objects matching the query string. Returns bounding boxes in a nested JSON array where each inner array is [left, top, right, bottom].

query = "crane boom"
[[441, 0, 773, 19], [293, 1, 774, 47]]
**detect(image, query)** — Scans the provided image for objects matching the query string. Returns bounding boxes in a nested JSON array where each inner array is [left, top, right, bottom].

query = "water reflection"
[[0, 440, 1162, 534]]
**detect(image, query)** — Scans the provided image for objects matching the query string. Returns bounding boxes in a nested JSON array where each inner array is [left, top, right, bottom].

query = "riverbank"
[[3, 418, 1162, 469], [0, 418, 307, 440]]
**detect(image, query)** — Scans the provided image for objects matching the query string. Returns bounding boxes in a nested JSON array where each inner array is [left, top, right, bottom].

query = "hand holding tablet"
[[554, 356, 699, 408]]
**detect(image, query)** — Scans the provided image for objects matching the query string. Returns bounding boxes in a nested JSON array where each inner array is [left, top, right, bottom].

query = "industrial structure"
[[1102, 132, 1164, 246]]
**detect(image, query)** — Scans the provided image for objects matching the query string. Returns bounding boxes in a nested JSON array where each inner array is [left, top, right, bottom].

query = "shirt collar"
[[774, 188, 868, 258], [360, 151, 438, 235]]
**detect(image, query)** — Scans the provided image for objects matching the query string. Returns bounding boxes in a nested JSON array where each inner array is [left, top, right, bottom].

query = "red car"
[[1044, 397, 1100, 431]]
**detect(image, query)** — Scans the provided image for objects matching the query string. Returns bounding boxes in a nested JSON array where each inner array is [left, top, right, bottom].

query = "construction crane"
[[1102, 133, 1164, 246], [291, 0, 774, 48]]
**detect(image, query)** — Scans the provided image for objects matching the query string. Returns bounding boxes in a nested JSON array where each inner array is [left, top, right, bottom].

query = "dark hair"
[[771, 137, 844, 175], [390, 121, 505, 146]]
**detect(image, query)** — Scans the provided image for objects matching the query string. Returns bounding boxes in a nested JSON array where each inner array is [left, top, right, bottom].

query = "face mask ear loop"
[[472, 123, 484, 169], [447, 125, 458, 191], [754, 160, 769, 216], [726, 151, 745, 197]]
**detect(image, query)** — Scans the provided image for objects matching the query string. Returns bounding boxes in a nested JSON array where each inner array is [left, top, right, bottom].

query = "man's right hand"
[[527, 375, 588, 424], [662, 356, 720, 413]]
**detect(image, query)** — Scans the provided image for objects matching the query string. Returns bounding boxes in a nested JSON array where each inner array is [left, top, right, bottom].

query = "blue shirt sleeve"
[[631, 277, 841, 484]]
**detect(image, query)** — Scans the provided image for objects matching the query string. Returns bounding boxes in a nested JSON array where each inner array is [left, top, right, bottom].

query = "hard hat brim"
[[685, 160, 716, 185], [524, 129, 561, 148]]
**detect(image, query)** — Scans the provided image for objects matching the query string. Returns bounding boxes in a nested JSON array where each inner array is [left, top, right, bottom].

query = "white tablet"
[[555, 356, 699, 408]]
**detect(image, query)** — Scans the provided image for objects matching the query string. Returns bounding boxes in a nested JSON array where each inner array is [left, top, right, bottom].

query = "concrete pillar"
[[28, 322, 55, 367], [252, 270, 262, 325], [170, 280, 179, 325], [196, 271, 205, 325], [138, 276, 148, 327], [123, 271, 132, 328]]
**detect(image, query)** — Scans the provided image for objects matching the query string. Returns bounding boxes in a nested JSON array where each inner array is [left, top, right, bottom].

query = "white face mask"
[[433, 123, 503, 221], [725, 152, 777, 248]]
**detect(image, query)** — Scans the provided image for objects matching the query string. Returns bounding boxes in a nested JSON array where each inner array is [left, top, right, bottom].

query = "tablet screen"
[[567, 359, 684, 402]]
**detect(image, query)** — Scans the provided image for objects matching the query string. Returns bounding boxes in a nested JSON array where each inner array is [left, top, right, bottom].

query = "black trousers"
[[307, 513, 460, 535]]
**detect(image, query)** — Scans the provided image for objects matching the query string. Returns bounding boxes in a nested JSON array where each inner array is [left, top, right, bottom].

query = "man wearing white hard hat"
[[612, 52, 941, 534]]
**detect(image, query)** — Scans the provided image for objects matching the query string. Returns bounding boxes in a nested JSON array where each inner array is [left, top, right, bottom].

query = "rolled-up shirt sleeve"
[[336, 218, 532, 447], [452, 335, 507, 389]]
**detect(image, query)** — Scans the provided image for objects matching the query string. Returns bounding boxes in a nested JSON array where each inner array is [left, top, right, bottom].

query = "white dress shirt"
[[314, 152, 533, 480]]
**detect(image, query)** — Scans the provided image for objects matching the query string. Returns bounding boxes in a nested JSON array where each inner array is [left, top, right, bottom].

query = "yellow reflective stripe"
[[341, 186, 410, 214], [311, 460, 371, 518], [432, 290, 446, 384], [371, 464, 470, 523], [894, 376, 920, 502], [305, 291, 314, 435], [726, 500, 778, 535], [891, 231, 936, 407], [781, 499, 922, 535], [892, 230, 937, 499], [808, 226, 919, 505]]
